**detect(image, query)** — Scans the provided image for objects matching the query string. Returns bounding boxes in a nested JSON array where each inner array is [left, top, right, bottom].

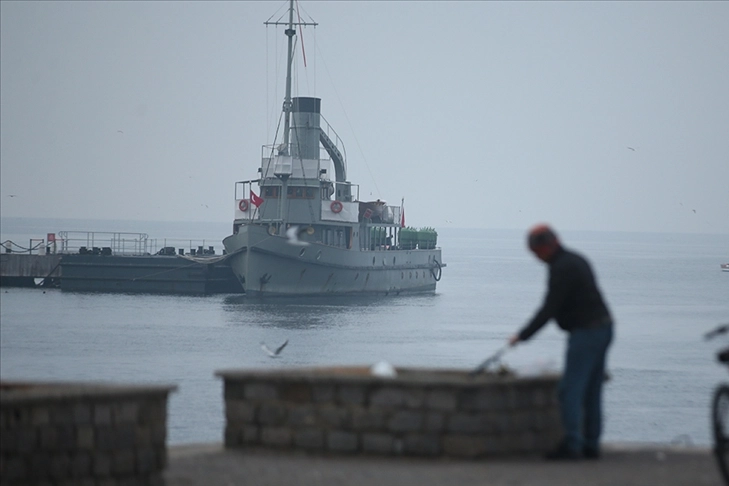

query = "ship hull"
[[223, 225, 442, 296]]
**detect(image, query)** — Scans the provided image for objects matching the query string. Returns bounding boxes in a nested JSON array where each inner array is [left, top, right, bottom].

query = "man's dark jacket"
[[518, 246, 611, 341]]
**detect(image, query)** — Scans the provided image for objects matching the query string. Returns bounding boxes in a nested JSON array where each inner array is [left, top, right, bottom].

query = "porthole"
[[382, 259, 386, 266], [393, 257, 396, 265], [298, 248, 306, 257], [401, 272, 404, 279], [372, 257, 376, 265], [409, 272, 412, 279], [355, 273, 359, 280], [316, 251, 322, 260]]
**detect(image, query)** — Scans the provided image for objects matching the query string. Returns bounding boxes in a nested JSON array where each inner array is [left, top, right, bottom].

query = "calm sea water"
[[1, 218, 728, 446]]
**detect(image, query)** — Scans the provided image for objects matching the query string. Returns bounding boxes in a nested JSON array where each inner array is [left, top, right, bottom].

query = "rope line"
[[1, 240, 45, 253]]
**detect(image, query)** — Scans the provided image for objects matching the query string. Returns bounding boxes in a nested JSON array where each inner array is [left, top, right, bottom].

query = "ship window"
[[264, 187, 279, 198], [285, 185, 318, 200], [322, 185, 334, 200], [299, 248, 306, 257]]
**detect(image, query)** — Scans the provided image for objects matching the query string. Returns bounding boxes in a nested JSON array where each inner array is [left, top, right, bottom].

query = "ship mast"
[[281, 2, 295, 155], [265, 0, 317, 156]]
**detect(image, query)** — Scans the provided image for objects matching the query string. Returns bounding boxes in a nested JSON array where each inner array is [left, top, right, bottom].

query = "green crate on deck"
[[399, 227, 418, 250], [417, 227, 438, 250]]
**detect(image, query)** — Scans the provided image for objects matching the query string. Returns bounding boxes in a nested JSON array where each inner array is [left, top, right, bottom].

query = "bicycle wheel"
[[713, 385, 729, 485]]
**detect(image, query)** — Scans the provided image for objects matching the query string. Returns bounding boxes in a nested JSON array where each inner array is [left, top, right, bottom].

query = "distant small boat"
[[722, 263, 729, 272]]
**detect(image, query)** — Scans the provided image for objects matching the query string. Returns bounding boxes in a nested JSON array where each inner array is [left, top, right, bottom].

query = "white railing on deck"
[[3, 232, 222, 256], [55, 232, 220, 256]]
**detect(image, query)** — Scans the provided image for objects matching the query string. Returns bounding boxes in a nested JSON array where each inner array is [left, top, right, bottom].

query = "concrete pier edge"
[[165, 441, 720, 486]]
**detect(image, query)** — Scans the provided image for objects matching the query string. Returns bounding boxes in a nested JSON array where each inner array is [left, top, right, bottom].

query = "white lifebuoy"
[[239, 199, 249, 212], [331, 200, 343, 213]]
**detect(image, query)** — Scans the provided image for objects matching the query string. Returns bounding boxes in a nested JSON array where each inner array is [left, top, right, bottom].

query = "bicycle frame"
[[707, 323, 729, 486]]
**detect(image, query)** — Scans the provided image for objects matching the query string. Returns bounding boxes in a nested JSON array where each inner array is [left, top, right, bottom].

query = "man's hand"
[[508, 334, 520, 347]]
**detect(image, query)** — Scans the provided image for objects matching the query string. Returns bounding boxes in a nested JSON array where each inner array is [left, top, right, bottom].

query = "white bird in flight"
[[285, 226, 309, 246], [261, 339, 288, 358]]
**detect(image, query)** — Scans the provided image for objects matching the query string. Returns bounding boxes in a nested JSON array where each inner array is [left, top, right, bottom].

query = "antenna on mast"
[[264, 0, 317, 155]]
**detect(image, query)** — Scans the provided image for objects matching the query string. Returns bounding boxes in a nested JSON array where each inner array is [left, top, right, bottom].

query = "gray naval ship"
[[222, 1, 444, 296]]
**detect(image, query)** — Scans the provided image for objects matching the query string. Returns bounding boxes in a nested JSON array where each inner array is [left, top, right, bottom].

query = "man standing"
[[509, 224, 613, 460]]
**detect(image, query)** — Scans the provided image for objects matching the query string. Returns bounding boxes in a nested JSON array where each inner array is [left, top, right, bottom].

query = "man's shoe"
[[544, 442, 581, 460], [583, 446, 600, 460]]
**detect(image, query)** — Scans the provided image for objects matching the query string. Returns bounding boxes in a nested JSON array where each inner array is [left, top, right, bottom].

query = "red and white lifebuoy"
[[238, 199, 249, 212], [330, 200, 343, 213]]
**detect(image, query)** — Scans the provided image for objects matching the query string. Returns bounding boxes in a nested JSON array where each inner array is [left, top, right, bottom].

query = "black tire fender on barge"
[[431, 259, 442, 281]]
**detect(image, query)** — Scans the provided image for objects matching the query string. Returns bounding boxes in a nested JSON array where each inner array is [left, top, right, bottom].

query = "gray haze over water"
[[1, 1, 728, 234], [1, 222, 728, 446]]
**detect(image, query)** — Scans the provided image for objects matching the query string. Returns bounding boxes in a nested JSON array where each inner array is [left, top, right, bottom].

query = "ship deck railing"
[[2, 232, 222, 257]]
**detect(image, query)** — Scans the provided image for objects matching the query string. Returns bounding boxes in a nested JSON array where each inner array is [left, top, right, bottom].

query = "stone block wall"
[[217, 367, 561, 458], [0, 382, 176, 486]]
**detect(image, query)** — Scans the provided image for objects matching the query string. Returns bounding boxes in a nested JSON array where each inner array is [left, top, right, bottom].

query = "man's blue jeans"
[[559, 324, 613, 453]]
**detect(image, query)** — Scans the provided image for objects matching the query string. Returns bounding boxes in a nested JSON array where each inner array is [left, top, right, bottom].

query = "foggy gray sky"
[[1, 1, 727, 234]]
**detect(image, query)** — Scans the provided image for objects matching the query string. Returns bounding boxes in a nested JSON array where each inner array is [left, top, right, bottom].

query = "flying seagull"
[[285, 226, 309, 246], [261, 339, 288, 358], [627, 146, 636, 151]]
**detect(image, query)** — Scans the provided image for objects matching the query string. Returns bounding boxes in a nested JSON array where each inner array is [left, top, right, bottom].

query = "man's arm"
[[513, 261, 571, 343]]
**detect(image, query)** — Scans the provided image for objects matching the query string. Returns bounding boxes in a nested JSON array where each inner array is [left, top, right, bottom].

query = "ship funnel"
[[291, 97, 321, 161]]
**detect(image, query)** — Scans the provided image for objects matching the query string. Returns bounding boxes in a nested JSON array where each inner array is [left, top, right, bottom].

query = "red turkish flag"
[[250, 190, 264, 208]]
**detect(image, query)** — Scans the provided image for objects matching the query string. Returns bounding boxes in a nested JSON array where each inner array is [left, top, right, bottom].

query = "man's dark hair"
[[527, 225, 559, 250]]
